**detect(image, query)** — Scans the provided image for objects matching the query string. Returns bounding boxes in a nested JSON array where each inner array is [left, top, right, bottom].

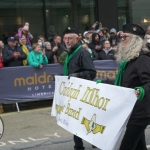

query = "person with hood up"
[[102, 27, 110, 40], [95, 29, 105, 42], [82, 43, 99, 60], [17, 22, 33, 51], [88, 33, 103, 58]]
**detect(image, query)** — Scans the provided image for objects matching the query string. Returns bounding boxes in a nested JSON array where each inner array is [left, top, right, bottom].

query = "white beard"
[[116, 34, 143, 63]]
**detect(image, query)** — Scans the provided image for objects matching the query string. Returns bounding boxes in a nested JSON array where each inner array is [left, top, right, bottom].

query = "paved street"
[[0, 103, 150, 150]]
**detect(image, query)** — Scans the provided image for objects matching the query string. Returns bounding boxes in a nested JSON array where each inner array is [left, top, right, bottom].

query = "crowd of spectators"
[[0, 21, 150, 69]]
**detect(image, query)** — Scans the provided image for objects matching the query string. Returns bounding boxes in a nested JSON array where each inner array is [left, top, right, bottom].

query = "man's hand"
[[95, 21, 99, 25], [97, 45, 101, 50], [135, 89, 140, 98], [27, 31, 30, 35], [68, 73, 79, 79], [16, 52, 21, 57], [95, 45, 98, 50], [42, 49, 45, 57], [13, 52, 19, 58], [52, 46, 58, 52], [95, 45, 101, 50]]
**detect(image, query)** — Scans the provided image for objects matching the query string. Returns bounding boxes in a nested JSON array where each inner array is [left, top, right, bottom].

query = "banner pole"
[[16, 103, 20, 112]]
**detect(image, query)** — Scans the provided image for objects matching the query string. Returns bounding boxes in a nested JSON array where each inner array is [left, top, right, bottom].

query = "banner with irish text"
[[51, 76, 137, 150]]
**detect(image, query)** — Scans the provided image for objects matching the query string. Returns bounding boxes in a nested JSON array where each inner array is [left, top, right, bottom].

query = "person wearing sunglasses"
[[114, 24, 150, 150]]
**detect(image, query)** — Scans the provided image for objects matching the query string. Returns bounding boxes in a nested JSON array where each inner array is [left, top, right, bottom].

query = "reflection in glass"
[[0, 0, 96, 41], [0, 0, 44, 39], [45, 0, 95, 40], [118, 0, 150, 31]]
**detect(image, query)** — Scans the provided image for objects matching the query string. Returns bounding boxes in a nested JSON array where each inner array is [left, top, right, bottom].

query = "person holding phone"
[[2, 37, 26, 67]]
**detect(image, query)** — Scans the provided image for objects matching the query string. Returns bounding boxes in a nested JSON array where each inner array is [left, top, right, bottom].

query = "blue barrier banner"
[[94, 60, 119, 80], [0, 61, 119, 104]]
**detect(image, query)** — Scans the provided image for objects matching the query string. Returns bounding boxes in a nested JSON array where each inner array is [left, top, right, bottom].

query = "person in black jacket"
[[88, 33, 103, 59], [99, 40, 115, 60], [114, 24, 149, 150], [43, 41, 58, 64], [2, 36, 26, 67], [51, 35, 64, 59], [63, 27, 96, 150], [82, 43, 99, 60]]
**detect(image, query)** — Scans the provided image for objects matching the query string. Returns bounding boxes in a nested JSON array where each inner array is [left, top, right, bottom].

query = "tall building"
[[118, 0, 150, 31], [0, 0, 149, 41]]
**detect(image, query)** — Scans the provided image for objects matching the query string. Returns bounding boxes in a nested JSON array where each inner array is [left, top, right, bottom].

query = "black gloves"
[[68, 73, 79, 79], [101, 79, 114, 85]]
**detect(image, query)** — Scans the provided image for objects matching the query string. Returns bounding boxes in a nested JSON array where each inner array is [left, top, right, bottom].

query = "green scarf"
[[114, 61, 127, 86], [114, 61, 145, 100], [90, 52, 93, 58], [63, 45, 82, 76]]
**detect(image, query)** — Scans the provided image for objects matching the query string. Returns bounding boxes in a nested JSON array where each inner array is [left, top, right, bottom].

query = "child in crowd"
[[17, 22, 33, 51], [28, 43, 48, 68]]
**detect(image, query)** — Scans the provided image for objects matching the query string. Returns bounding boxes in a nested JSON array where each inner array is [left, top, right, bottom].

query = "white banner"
[[51, 76, 137, 150]]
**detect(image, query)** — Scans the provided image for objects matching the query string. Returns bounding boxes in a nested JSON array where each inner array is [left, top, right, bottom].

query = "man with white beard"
[[114, 24, 150, 150]]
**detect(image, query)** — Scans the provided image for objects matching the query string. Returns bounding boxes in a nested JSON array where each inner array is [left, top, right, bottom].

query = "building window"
[[130, 0, 150, 30], [118, 0, 127, 30], [118, 0, 150, 31], [0, 0, 96, 42], [0, 0, 44, 41], [45, 0, 96, 40]]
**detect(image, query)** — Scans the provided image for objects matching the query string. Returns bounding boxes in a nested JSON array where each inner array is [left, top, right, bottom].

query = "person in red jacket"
[[0, 40, 4, 68]]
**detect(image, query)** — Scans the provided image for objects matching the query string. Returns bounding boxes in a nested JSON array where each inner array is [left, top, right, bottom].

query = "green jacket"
[[58, 51, 67, 65], [28, 50, 48, 67]]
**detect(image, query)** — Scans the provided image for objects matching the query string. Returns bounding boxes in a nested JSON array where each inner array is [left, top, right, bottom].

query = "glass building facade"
[[118, 0, 150, 31], [0, 0, 150, 41], [0, 0, 96, 40]]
